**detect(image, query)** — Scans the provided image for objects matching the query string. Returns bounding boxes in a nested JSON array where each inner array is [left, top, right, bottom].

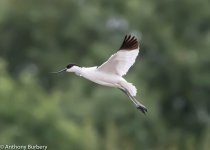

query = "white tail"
[[120, 80, 137, 96]]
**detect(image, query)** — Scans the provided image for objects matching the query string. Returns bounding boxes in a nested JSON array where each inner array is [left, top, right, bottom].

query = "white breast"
[[81, 67, 122, 87]]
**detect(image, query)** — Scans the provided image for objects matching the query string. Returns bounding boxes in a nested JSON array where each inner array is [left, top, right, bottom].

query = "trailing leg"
[[131, 96, 147, 114], [119, 88, 138, 106], [119, 88, 147, 114]]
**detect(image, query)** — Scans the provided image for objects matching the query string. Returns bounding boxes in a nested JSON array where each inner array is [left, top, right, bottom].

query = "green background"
[[0, 0, 210, 150]]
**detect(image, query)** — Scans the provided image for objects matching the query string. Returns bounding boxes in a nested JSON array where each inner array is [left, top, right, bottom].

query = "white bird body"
[[80, 67, 123, 87], [54, 35, 147, 114], [70, 66, 119, 86], [70, 66, 137, 96]]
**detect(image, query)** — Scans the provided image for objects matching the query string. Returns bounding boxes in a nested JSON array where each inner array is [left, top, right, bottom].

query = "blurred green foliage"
[[0, 0, 210, 150]]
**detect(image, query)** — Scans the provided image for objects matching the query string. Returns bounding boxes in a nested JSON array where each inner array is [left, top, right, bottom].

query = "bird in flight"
[[52, 35, 147, 114]]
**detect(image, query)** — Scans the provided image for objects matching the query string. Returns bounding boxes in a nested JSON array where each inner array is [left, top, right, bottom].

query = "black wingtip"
[[119, 34, 139, 51]]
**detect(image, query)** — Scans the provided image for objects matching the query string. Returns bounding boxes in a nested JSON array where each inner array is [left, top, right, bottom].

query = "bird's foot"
[[136, 105, 147, 114]]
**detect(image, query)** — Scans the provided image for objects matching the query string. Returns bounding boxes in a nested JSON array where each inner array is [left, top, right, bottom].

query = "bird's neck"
[[72, 66, 83, 76]]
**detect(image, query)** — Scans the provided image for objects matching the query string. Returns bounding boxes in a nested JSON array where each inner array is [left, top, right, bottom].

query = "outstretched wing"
[[97, 35, 139, 76]]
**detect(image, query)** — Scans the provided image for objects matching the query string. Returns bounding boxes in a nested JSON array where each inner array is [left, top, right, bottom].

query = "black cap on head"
[[66, 63, 77, 69]]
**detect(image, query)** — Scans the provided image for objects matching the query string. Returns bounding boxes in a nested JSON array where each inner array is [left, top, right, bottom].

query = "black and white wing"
[[97, 35, 139, 76]]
